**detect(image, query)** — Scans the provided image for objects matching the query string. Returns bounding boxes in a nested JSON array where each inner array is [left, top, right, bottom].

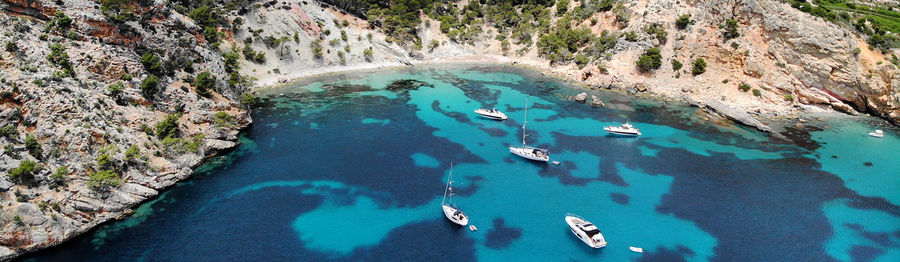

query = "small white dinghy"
[[629, 246, 644, 253], [869, 130, 884, 138], [552, 161, 561, 166], [469, 225, 478, 231]]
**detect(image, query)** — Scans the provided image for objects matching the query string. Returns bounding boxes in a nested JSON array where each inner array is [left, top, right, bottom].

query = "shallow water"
[[22, 64, 900, 261]]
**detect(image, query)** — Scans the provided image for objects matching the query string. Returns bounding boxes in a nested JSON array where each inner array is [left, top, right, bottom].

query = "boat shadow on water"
[[563, 229, 606, 253]]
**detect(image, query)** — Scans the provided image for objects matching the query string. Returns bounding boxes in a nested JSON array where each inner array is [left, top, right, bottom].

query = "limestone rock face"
[[0, 0, 250, 259], [699, 0, 900, 123]]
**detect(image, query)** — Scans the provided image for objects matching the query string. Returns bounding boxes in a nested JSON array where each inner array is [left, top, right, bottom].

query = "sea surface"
[[22, 64, 900, 261]]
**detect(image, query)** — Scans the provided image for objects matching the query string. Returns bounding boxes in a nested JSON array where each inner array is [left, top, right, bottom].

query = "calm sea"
[[22, 64, 900, 261]]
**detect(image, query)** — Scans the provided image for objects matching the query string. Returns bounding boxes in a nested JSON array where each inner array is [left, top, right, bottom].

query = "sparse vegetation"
[[752, 88, 762, 97], [8, 159, 40, 184], [141, 75, 160, 98], [675, 14, 692, 30], [636, 47, 663, 72], [213, 112, 236, 128], [24, 134, 42, 158], [155, 113, 181, 139], [89, 170, 122, 189], [672, 59, 683, 71], [193, 71, 215, 97], [692, 58, 707, 75], [723, 19, 740, 40], [738, 82, 751, 92]]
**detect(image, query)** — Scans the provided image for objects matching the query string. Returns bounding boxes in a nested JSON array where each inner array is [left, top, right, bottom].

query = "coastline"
[[248, 55, 840, 134]]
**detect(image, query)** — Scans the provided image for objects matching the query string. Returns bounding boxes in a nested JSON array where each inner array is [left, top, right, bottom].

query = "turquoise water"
[[23, 64, 900, 261]]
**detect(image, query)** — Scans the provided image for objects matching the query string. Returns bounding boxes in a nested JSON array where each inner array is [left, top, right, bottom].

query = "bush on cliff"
[[722, 19, 740, 40], [8, 159, 40, 184], [692, 58, 707, 76], [89, 170, 122, 189], [193, 71, 215, 98], [25, 134, 42, 159], [675, 14, 692, 30], [155, 113, 181, 139], [141, 75, 160, 98], [636, 47, 662, 72]]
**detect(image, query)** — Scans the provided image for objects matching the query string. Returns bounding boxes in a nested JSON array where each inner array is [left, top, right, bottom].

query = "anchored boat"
[[441, 164, 469, 226], [474, 108, 508, 120], [604, 122, 642, 136], [565, 214, 607, 248], [509, 97, 550, 162]]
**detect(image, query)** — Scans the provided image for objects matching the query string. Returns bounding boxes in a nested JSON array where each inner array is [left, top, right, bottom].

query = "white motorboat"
[[474, 108, 508, 120], [869, 130, 884, 138], [604, 122, 641, 136], [565, 214, 607, 248], [510, 97, 550, 162], [441, 164, 469, 226]]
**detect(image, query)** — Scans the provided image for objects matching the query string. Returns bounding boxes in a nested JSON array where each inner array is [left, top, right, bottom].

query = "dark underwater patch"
[[553, 131, 900, 262], [249, 94, 485, 207], [849, 245, 884, 262], [345, 220, 477, 262], [484, 218, 523, 250], [610, 193, 629, 205], [637, 246, 690, 262]]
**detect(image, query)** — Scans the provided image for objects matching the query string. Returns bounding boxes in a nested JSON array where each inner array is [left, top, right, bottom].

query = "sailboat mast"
[[441, 163, 454, 205], [522, 97, 528, 146]]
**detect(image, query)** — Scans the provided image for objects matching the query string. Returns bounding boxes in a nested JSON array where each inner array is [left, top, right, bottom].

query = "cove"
[[21, 64, 900, 262]]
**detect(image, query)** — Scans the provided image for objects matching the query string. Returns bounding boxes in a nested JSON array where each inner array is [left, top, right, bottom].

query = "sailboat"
[[509, 97, 550, 162], [441, 163, 469, 226]]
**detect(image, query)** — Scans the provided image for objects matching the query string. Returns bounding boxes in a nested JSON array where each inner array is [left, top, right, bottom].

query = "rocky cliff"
[[0, 0, 249, 259]]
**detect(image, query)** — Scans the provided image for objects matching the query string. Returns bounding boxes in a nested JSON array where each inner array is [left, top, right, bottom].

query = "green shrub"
[[644, 23, 667, 44], [224, 51, 240, 73], [636, 47, 662, 72], [125, 144, 141, 162], [671, 59, 683, 71], [5, 41, 17, 52], [0, 125, 16, 138], [140, 52, 162, 75], [752, 89, 762, 97], [723, 19, 739, 40], [89, 170, 121, 189], [363, 47, 374, 60], [155, 113, 181, 139], [574, 54, 589, 68], [107, 82, 124, 100], [141, 75, 159, 98], [193, 71, 215, 97], [213, 112, 236, 128], [692, 58, 707, 75], [557, 0, 570, 14], [738, 82, 751, 92], [311, 40, 323, 59], [240, 93, 259, 106], [675, 14, 692, 30], [8, 159, 39, 184], [50, 165, 67, 184], [24, 134, 42, 158], [783, 94, 793, 101]]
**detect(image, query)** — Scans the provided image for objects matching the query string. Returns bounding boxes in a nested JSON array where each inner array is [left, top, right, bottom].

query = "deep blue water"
[[22, 64, 900, 261]]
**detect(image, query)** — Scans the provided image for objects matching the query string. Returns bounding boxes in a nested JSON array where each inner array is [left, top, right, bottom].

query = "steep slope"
[[0, 0, 249, 259]]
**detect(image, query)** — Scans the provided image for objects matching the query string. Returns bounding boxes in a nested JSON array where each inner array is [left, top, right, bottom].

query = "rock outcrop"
[[0, 1, 249, 259]]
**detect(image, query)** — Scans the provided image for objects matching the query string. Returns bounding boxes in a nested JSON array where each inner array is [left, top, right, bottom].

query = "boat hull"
[[442, 205, 469, 226], [604, 127, 641, 136], [509, 146, 549, 162], [474, 109, 508, 120], [565, 215, 607, 248]]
